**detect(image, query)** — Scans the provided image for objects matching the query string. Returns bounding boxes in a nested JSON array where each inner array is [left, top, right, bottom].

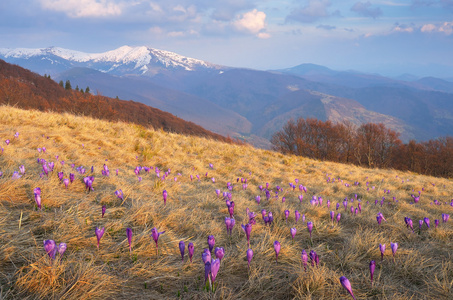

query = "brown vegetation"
[[271, 118, 453, 178], [0, 59, 237, 143]]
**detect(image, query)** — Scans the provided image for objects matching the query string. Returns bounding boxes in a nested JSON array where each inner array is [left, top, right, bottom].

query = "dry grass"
[[0, 105, 452, 299]]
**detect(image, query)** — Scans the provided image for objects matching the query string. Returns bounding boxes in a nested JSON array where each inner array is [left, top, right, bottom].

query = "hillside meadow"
[[0, 106, 452, 299]]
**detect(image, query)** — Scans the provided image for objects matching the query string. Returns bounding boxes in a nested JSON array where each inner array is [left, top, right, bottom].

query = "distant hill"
[[2, 46, 453, 146], [0, 59, 235, 143]]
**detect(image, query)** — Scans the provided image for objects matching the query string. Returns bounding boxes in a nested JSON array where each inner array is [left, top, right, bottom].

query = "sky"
[[1, 0, 453, 77]]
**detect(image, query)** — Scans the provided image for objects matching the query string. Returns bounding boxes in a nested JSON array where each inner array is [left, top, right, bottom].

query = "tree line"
[[271, 118, 453, 178]]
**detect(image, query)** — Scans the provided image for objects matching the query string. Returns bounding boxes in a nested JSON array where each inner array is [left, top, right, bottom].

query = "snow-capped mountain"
[[0, 45, 224, 76]]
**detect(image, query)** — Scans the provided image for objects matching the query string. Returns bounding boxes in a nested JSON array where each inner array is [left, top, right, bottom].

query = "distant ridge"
[[0, 59, 236, 143]]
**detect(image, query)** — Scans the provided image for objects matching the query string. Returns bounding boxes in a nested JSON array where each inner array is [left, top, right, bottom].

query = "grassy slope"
[[0, 106, 452, 299]]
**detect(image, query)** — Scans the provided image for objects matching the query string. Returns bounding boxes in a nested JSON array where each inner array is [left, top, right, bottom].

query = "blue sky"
[[1, 0, 453, 77]]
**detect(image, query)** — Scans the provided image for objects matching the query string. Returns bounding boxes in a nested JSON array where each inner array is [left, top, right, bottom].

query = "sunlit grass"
[[0, 105, 451, 299]]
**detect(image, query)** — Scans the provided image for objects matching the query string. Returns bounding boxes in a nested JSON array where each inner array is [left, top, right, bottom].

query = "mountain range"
[[1, 45, 452, 147]]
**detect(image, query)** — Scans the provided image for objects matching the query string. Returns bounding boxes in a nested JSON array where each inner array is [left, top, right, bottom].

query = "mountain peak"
[[0, 45, 223, 75]]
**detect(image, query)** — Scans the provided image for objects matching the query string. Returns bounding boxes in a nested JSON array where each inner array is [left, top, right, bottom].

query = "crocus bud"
[[274, 240, 281, 263], [379, 243, 385, 260], [207, 235, 215, 252], [369, 260, 375, 284], [390, 242, 398, 257], [188, 242, 194, 262], [210, 259, 220, 283], [179, 241, 185, 262], [339, 276, 356, 300], [301, 249, 308, 271], [307, 221, 313, 238], [58, 242, 67, 257], [126, 228, 133, 253], [215, 247, 225, 262], [44, 239, 56, 259], [247, 248, 253, 268], [95, 227, 105, 250]]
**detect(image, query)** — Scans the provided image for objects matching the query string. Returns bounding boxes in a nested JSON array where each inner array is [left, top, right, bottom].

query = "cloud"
[[421, 23, 437, 32], [210, 0, 256, 21], [39, 0, 122, 18], [317, 24, 336, 30], [392, 23, 414, 33], [351, 1, 383, 19], [421, 21, 453, 35], [412, 0, 453, 10], [286, 0, 336, 23], [233, 9, 267, 35]]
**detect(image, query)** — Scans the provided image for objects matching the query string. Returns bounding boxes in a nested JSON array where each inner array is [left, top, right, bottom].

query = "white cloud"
[[439, 21, 453, 35], [392, 23, 414, 33], [420, 21, 453, 35], [233, 9, 267, 34], [421, 23, 436, 32], [257, 32, 271, 39], [39, 0, 122, 18]]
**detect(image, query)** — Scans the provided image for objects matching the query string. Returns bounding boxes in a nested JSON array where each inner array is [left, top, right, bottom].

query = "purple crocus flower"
[[162, 190, 168, 205], [225, 217, 232, 235], [247, 248, 253, 268], [248, 212, 256, 225], [339, 276, 356, 300], [115, 189, 124, 201], [274, 240, 281, 263], [202, 248, 211, 264], [151, 227, 165, 255], [330, 211, 335, 223], [69, 173, 75, 183], [301, 249, 308, 271], [58, 242, 67, 257], [390, 242, 398, 258], [207, 235, 215, 252], [95, 227, 105, 250], [188, 242, 194, 262], [295, 210, 301, 224], [179, 241, 185, 262], [379, 243, 385, 261], [215, 247, 225, 262], [241, 223, 252, 247], [229, 218, 236, 234], [101, 205, 106, 218], [268, 212, 273, 225], [228, 202, 234, 218], [434, 219, 439, 228], [255, 195, 261, 204], [5, 139, 10, 145], [290, 227, 297, 241], [44, 239, 56, 259], [298, 194, 303, 203], [442, 213, 450, 223], [424, 217, 430, 228], [19, 165, 25, 174], [126, 228, 133, 253], [34, 187, 42, 210], [204, 261, 211, 283], [307, 221, 313, 238], [285, 210, 290, 223], [63, 178, 69, 188], [210, 259, 220, 283], [370, 260, 375, 285]]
